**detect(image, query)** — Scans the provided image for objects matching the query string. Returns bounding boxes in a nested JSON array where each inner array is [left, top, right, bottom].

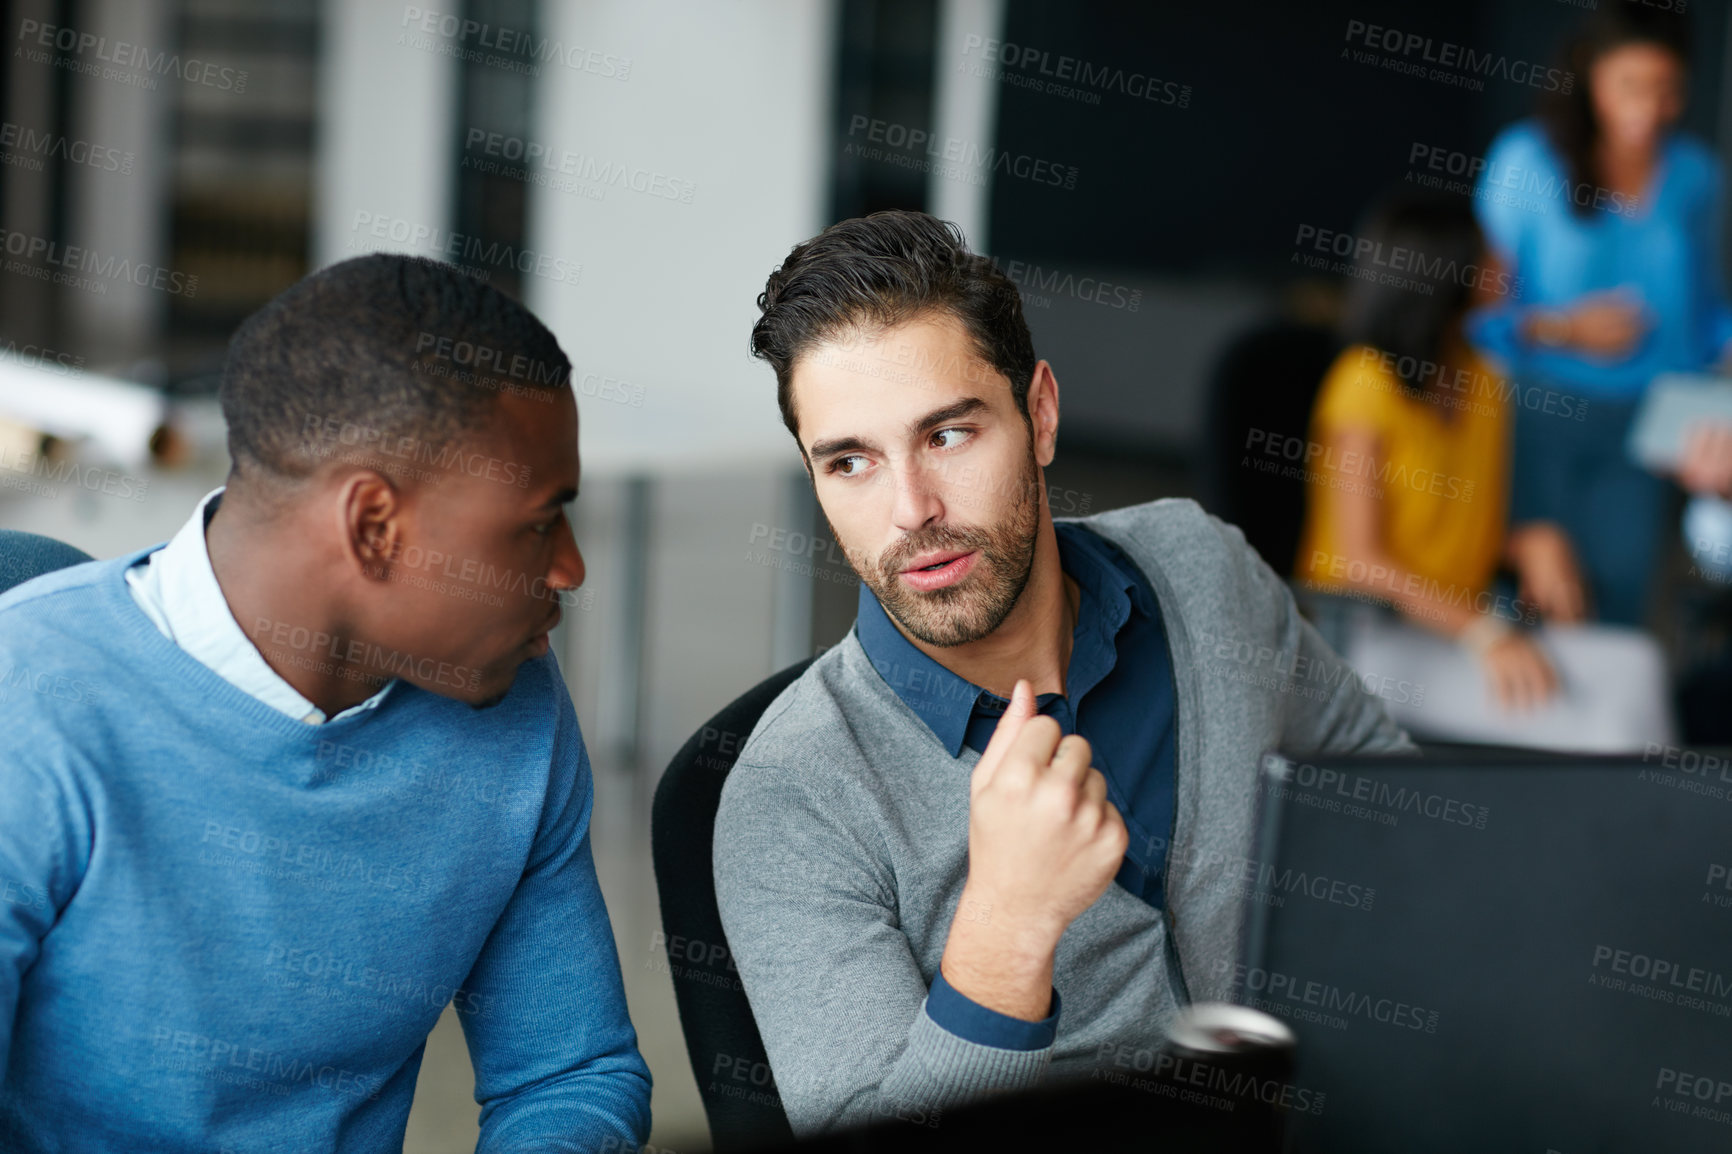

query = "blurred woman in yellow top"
[[1298, 340, 1510, 609], [1296, 191, 1672, 747]]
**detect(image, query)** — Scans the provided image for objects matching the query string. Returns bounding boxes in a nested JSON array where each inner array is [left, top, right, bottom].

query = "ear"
[[1027, 361, 1060, 467], [339, 471, 405, 578]]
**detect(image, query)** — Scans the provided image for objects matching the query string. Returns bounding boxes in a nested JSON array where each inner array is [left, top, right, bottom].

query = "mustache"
[[878, 524, 993, 574]]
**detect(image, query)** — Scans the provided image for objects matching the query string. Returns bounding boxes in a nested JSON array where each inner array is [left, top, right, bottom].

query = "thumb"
[[973, 679, 1036, 787]]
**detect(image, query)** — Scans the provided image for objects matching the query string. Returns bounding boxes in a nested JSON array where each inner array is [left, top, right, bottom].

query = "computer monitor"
[[1235, 749, 1732, 1153]]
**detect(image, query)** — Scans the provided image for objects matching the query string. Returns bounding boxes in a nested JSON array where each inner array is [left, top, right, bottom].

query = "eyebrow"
[[538, 486, 578, 510], [807, 397, 991, 463]]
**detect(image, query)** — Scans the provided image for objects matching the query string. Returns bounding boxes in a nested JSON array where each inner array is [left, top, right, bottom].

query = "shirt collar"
[[854, 584, 982, 756], [1052, 521, 1141, 705], [127, 487, 394, 725], [855, 521, 1153, 757]]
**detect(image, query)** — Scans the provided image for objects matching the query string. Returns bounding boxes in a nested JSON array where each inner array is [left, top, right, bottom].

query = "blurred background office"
[[1, 0, 1729, 1148]]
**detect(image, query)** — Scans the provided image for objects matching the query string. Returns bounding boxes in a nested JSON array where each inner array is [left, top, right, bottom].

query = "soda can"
[[1159, 1001, 1298, 1151]]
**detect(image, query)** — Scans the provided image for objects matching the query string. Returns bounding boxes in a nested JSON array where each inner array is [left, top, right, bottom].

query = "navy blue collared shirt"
[[856, 521, 1178, 1049]]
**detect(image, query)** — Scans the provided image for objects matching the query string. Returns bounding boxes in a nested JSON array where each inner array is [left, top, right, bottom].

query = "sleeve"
[[1219, 514, 1416, 757], [714, 763, 1049, 1137], [1472, 128, 1532, 267], [0, 753, 90, 1085], [924, 970, 1059, 1050], [1309, 346, 1395, 436], [461, 677, 652, 1153], [1465, 127, 1540, 370], [1463, 305, 1526, 373], [1688, 149, 1732, 363]]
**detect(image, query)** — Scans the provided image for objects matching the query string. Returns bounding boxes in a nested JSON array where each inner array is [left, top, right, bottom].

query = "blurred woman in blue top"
[[1468, 4, 1732, 625]]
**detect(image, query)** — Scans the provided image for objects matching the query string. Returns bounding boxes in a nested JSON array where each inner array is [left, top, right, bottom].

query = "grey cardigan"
[[713, 499, 1412, 1135]]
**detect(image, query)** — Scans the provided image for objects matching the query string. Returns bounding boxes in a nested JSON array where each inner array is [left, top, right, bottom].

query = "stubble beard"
[[841, 448, 1041, 648]]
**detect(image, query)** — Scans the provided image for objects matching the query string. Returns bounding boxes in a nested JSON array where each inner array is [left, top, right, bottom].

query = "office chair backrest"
[[0, 529, 95, 596], [1195, 320, 1341, 576], [651, 657, 814, 1151]]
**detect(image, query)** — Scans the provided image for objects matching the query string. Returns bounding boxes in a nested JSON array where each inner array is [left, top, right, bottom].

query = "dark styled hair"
[[1540, 2, 1691, 220], [750, 210, 1037, 444], [1340, 191, 1484, 399], [219, 254, 570, 487]]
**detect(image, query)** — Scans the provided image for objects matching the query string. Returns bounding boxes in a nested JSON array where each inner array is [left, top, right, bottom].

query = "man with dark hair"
[[715, 211, 1413, 1135], [0, 254, 651, 1151]]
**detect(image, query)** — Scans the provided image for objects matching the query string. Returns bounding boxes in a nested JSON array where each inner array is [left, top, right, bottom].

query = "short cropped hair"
[[749, 210, 1036, 443], [219, 254, 570, 484]]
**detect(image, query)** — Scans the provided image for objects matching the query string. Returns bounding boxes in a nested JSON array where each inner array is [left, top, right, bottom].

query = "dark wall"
[[989, 0, 1726, 279]]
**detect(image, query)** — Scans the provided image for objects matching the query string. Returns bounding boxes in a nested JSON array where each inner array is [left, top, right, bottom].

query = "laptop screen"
[[1235, 750, 1732, 1153]]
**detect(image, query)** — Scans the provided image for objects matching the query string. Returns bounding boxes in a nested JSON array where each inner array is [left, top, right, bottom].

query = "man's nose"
[[550, 523, 585, 590], [889, 456, 942, 533]]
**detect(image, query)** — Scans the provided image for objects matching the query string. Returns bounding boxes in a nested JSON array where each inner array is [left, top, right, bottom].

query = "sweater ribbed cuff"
[[876, 997, 1054, 1116]]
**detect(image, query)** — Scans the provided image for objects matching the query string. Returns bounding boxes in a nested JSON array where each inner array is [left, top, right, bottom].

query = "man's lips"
[[897, 550, 978, 592], [529, 609, 562, 648], [901, 550, 970, 574]]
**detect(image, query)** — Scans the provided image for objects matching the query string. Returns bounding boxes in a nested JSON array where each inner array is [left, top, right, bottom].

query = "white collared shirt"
[[125, 488, 393, 725]]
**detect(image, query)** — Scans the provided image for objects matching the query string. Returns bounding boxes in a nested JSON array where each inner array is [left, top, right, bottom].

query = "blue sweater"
[[0, 552, 651, 1152], [1468, 120, 1732, 397]]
